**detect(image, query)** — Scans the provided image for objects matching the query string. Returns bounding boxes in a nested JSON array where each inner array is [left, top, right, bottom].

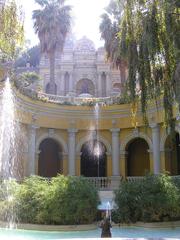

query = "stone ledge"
[[0, 221, 97, 231], [115, 221, 180, 228]]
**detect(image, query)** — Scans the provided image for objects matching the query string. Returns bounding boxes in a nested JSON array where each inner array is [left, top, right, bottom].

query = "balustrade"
[[85, 176, 122, 190]]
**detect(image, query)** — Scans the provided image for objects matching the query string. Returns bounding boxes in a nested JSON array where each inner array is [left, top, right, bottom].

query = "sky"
[[17, 0, 110, 48]]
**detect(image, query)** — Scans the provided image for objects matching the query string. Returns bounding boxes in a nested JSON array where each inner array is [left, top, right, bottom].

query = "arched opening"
[[80, 140, 107, 177], [101, 72, 107, 97], [64, 72, 70, 95], [38, 138, 63, 177], [165, 132, 180, 175], [113, 83, 121, 92], [76, 79, 95, 96], [126, 138, 150, 176], [46, 82, 57, 95]]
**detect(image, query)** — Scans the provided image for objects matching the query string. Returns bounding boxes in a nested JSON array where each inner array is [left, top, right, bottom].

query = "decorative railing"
[[126, 175, 180, 183], [86, 177, 111, 190], [126, 176, 144, 182], [85, 176, 122, 190], [12, 81, 130, 106]]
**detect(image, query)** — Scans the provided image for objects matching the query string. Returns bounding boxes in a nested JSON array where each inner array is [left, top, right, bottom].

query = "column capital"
[[120, 151, 128, 156], [29, 124, 39, 130], [68, 128, 78, 134], [150, 123, 159, 130], [110, 128, 120, 133], [62, 152, 68, 157]]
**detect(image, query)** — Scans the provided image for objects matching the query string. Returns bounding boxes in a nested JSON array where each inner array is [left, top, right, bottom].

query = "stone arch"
[[38, 138, 62, 177], [76, 78, 95, 96], [76, 134, 111, 155], [81, 140, 107, 177], [125, 137, 150, 176], [36, 133, 68, 154], [161, 127, 180, 175], [160, 125, 180, 151], [45, 82, 57, 94], [113, 83, 121, 89], [120, 131, 153, 153], [36, 133, 68, 177]]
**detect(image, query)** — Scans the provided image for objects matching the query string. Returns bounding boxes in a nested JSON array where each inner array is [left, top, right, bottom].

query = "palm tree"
[[99, 0, 127, 88], [33, 0, 71, 94]]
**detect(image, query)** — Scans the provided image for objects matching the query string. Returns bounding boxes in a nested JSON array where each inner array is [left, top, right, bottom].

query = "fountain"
[[0, 78, 24, 227], [94, 103, 101, 177]]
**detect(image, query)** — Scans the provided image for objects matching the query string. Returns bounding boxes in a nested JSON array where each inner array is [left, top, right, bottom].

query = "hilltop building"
[[40, 36, 127, 97]]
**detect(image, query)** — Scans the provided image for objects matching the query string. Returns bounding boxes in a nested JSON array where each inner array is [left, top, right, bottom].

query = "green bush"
[[114, 174, 180, 223], [0, 175, 99, 225], [140, 174, 180, 222], [15, 176, 49, 224], [113, 180, 142, 223]]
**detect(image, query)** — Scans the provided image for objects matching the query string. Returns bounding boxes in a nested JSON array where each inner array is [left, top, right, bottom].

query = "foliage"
[[113, 174, 180, 223], [0, 175, 99, 225], [101, 0, 180, 130], [140, 174, 180, 222], [32, 0, 72, 94], [0, 0, 24, 62], [15, 45, 40, 68], [38, 176, 99, 225], [16, 72, 40, 87], [114, 180, 141, 223]]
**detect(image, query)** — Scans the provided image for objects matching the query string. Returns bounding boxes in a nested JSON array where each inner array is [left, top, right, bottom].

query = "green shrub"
[[37, 175, 99, 224], [140, 174, 180, 222], [0, 175, 99, 225], [114, 180, 141, 223], [114, 174, 180, 223], [15, 176, 49, 224]]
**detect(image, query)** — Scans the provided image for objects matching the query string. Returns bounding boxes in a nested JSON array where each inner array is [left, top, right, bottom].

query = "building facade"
[[0, 84, 179, 185], [39, 36, 127, 97], [0, 37, 180, 190]]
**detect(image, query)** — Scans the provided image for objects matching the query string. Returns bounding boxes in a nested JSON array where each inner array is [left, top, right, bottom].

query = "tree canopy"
[[0, 0, 24, 63], [100, 0, 180, 129], [15, 45, 40, 68], [32, 0, 72, 94]]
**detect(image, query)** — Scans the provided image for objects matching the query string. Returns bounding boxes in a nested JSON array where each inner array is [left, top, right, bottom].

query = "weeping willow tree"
[[101, 0, 180, 129], [0, 0, 24, 78]]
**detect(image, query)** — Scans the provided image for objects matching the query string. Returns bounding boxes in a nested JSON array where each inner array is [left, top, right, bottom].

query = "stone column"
[[150, 124, 161, 174], [68, 128, 78, 175], [27, 124, 38, 176], [98, 73, 102, 97], [61, 73, 65, 96], [69, 72, 73, 93], [106, 73, 111, 96], [62, 153, 68, 175], [110, 128, 120, 176]]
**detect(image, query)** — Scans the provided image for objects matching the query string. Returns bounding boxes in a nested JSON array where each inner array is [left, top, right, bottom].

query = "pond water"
[[1, 226, 180, 239]]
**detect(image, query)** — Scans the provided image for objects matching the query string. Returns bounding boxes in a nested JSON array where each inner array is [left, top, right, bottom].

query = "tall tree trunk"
[[49, 50, 56, 94]]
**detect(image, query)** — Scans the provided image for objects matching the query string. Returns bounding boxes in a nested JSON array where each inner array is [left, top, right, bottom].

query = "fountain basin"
[[1, 225, 180, 239]]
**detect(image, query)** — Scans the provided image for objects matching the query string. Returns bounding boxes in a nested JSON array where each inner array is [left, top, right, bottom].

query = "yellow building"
[[0, 38, 180, 192], [0, 82, 179, 189]]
